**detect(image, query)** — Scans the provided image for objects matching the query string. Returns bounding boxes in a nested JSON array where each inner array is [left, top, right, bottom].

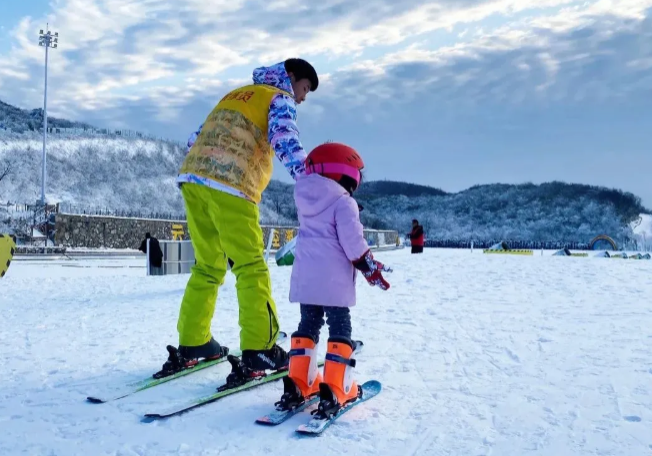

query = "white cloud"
[[316, 1, 652, 110], [0, 0, 650, 135], [4, 0, 649, 207], [627, 57, 652, 69]]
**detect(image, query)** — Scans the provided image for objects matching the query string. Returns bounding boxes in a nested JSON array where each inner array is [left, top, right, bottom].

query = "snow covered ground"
[[1, 248, 651, 455]]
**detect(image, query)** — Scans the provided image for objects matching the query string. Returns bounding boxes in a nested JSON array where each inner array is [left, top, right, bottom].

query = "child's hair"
[[339, 170, 365, 195]]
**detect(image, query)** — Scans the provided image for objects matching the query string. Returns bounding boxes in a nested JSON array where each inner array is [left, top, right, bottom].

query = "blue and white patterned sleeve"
[[186, 123, 203, 153], [268, 93, 307, 180]]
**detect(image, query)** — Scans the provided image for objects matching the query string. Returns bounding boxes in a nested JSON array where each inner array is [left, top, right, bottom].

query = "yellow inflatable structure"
[[483, 241, 533, 256], [483, 249, 533, 256], [588, 234, 617, 251], [0, 234, 16, 278]]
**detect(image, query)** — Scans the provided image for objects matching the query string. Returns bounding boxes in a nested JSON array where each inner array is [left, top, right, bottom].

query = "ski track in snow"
[[1, 249, 651, 455]]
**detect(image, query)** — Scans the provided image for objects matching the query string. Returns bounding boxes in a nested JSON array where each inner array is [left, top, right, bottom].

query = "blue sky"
[[1, 0, 651, 208]]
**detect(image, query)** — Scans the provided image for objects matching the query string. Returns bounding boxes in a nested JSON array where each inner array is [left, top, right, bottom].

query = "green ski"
[[87, 332, 287, 403], [141, 357, 325, 421]]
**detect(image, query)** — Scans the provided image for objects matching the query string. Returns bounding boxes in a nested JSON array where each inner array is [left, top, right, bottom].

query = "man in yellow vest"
[[154, 58, 318, 379]]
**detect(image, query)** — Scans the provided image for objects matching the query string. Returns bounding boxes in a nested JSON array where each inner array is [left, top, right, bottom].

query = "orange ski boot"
[[314, 337, 362, 418], [275, 334, 322, 411]]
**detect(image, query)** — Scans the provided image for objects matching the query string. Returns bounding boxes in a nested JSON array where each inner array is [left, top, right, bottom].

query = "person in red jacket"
[[407, 219, 424, 254]]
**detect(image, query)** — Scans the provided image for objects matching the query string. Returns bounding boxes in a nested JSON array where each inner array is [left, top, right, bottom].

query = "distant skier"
[[407, 219, 424, 253], [154, 58, 319, 379], [275, 142, 392, 417], [138, 232, 163, 269]]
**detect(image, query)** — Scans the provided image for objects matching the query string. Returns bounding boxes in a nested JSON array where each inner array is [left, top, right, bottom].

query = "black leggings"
[[296, 304, 352, 344]]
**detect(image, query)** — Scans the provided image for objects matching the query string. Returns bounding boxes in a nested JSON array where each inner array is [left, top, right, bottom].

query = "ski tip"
[[141, 414, 163, 423], [295, 426, 321, 436], [255, 417, 275, 425], [86, 396, 105, 404], [295, 379, 382, 435], [361, 379, 382, 394]]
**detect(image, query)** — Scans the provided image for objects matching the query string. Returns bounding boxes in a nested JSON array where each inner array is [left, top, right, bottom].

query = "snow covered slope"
[[1, 249, 651, 455], [0, 135, 297, 225], [632, 213, 652, 249], [0, 135, 185, 212]]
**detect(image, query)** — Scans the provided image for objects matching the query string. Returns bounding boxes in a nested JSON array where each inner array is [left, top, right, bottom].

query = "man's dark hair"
[[285, 58, 318, 91]]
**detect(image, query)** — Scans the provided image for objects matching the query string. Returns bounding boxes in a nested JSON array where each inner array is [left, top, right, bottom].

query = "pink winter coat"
[[289, 173, 370, 307]]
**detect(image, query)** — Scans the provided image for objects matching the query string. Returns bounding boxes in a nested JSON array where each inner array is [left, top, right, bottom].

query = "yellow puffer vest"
[[178, 83, 289, 204]]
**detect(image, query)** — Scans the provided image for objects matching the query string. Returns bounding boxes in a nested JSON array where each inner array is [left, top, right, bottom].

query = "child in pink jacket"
[[275, 142, 391, 419]]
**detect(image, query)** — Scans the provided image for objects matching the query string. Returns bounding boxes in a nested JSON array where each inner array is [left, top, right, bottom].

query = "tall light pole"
[[38, 24, 58, 246]]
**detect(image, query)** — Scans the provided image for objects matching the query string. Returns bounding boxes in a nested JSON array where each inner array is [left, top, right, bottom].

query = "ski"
[[255, 340, 365, 426], [86, 332, 287, 403], [295, 380, 382, 435], [86, 353, 235, 404], [141, 359, 325, 422]]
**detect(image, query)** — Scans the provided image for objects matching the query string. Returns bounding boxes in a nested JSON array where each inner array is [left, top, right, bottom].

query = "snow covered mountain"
[[0, 132, 186, 214], [356, 181, 649, 243], [1, 98, 648, 241], [1, 132, 648, 241], [0, 99, 93, 133]]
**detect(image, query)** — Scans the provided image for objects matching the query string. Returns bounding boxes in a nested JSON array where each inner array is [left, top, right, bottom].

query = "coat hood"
[[252, 62, 294, 96], [294, 174, 350, 218]]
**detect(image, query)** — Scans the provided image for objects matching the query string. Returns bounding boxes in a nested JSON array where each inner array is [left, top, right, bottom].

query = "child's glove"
[[353, 250, 391, 290]]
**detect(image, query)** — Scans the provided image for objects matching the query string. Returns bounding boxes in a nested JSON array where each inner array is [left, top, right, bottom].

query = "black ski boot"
[[241, 344, 289, 371], [153, 337, 228, 379], [217, 344, 289, 392], [218, 355, 269, 391], [274, 377, 307, 411]]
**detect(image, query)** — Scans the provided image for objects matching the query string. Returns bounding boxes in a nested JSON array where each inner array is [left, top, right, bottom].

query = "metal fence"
[[147, 228, 402, 276], [56, 203, 186, 221]]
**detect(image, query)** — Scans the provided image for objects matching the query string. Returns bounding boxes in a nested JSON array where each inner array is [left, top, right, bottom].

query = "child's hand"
[[362, 268, 390, 290], [376, 261, 393, 274], [353, 250, 391, 290]]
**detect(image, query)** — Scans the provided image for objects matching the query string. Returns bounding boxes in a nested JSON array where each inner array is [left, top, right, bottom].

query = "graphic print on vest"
[[180, 85, 282, 203]]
